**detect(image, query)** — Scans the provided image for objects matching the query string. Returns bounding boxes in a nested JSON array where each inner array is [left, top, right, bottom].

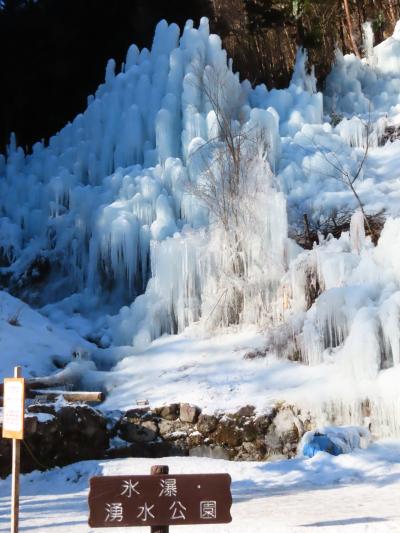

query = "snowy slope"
[[0, 290, 94, 378]]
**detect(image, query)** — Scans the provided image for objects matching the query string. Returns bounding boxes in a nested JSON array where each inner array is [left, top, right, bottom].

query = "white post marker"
[[2, 366, 25, 533]]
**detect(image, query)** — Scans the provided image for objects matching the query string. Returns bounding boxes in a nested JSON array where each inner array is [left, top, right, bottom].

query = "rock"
[[124, 407, 152, 420], [0, 401, 310, 478], [242, 419, 258, 442], [189, 445, 230, 460], [158, 419, 174, 437], [254, 414, 272, 434], [235, 405, 256, 418], [235, 441, 265, 461], [197, 414, 218, 434], [187, 431, 204, 447], [156, 404, 180, 420], [214, 417, 243, 447], [243, 350, 265, 360], [179, 403, 201, 424], [27, 403, 56, 415], [57, 405, 109, 462], [25, 413, 58, 436], [25, 415, 38, 434], [119, 420, 158, 443], [118, 407, 160, 443], [265, 406, 304, 458], [159, 419, 192, 439]]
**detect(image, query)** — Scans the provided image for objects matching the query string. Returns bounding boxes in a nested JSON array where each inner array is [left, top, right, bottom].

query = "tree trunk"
[[343, 0, 361, 58]]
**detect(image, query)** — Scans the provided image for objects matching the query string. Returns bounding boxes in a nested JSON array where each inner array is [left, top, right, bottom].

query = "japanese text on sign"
[[88, 473, 232, 527]]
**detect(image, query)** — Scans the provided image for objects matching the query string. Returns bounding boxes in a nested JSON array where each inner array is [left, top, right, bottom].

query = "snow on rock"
[[300, 425, 370, 458]]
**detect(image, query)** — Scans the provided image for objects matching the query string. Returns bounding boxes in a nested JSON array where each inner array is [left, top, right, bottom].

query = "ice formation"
[[2, 18, 400, 436]]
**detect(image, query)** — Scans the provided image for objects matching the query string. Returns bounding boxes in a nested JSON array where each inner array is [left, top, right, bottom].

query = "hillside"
[[1, 1, 400, 151]]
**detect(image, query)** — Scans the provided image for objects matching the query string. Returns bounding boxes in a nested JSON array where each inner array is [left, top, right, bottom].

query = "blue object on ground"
[[303, 434, 344, 458]]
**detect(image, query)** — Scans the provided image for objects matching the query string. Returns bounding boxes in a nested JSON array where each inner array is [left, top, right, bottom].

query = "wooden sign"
[[88, 472, 232, 528], [2, 376, 25, 440]]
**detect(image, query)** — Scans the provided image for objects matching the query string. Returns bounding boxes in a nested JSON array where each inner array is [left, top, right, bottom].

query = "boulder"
[[156, 404, 180, 420], [179, 403, 201, 424], [159, 419, 193, 440], [124, 407, 152, 420], [197, 414, 218, 434], [235, 405, 256, 418], [235, 441, 265, 461], [187, 431, 204, 447], [254, 414, 273, 434], [265, 406, 304, 458], [242, 419, 259, 442], [189, 445, 230, 460], [214, 417, 243, 448], [119, 420, 158, 443], [56, 405, 109, 462]]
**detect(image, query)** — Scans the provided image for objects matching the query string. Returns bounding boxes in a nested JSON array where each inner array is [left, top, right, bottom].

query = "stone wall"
[[0, 401, 311, 477]]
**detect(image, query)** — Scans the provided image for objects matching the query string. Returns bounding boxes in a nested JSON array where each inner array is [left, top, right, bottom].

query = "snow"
[[92, 324, 400, 439], [0, 291, 94, 379], [25, 412, 55, 424], [1, 443, 400, 531], [300, 426, 371, 456]]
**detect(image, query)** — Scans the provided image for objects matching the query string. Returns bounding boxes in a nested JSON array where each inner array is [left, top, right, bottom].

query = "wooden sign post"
[[88, 465, 232, 530], [2, 366, 25, 533], [150, 465, 169, 533]]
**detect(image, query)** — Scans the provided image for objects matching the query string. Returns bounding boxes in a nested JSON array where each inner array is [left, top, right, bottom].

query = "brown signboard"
[[88, 473, 232, 528], [2, 377, 25, 440]]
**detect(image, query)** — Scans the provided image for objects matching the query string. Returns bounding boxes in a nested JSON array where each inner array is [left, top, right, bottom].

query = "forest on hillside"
[[1, 0, 399, 151]]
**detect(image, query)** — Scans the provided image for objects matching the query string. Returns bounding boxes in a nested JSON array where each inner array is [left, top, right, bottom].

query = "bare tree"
[[187, 64, 272, 324], [297, 113, 378, 242], [190, 67, 267, 246], [188, 66, 259, 225], [317, 116, 376, 237]]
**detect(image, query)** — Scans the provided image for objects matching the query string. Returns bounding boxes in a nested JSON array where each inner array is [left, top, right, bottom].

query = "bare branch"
[[296, 111, 377, 241]]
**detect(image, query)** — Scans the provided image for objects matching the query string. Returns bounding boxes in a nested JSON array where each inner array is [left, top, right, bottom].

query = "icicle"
[[105, 58, 116, 89], [350, 209, 366, 254], [362, 21, 375, 65]]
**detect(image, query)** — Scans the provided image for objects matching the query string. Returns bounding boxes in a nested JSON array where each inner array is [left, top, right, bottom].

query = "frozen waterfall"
[[2, 17, 400, 437]]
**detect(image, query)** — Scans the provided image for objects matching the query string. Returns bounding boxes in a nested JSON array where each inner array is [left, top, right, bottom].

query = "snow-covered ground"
[[1, 442, 400, 532], [98, 326, 400, 439]]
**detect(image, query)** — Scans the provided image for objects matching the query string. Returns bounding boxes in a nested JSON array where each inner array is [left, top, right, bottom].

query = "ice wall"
[[0, 17, 294, 328], [2, 15, 400, 436], [111, 153, 288, 347], [283, 215, 400, 370], [325, 20, 400, 119]]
